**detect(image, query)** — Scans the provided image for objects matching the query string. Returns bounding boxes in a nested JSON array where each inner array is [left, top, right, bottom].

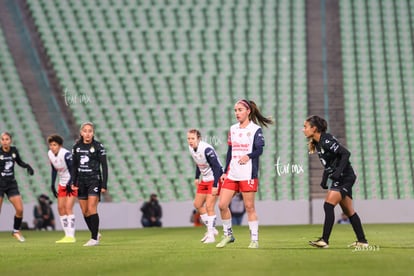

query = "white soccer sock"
[[248, 220, 259, 241], [59, 215, 68, 237], [222, 219, 232, 236], [67, 214, 76, 238], [206, 215, 216, 234], [200, 213, 208, 227]]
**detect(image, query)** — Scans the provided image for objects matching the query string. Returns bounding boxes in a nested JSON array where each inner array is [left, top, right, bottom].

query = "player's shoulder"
[[92, 139, 105, 148], [320, 133, 339, 148], [245, 121, 261, 132]]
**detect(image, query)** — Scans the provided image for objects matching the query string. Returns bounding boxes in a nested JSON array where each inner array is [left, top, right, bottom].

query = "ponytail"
[[247, 100, 273, 128]]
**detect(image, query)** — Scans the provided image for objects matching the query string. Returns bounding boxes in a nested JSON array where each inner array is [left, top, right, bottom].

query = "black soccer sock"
[[13, 216, 23, 231], [349, 213, 367, 243], [322, 202, 335, 243], [89, 213, 100, 240], [84, 216, 92, 232]]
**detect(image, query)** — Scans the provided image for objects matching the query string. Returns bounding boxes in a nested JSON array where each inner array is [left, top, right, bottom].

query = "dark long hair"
[[305, 115, 327, 154], [236, 99, 273, 128]]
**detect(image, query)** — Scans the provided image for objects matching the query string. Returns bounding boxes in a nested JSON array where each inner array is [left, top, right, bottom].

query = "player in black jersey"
[[303, 115, 368, 248], [71, 122, 108, 246], [0, 132, 34, 242]]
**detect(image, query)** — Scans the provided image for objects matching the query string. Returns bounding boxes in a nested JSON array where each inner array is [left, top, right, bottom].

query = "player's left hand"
[[26, 165, 34, 176], [238, 155, 250, 165], [212, 187, 218, 196]]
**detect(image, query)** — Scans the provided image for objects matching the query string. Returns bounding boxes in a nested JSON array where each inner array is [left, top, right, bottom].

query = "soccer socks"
[[13, 216, 23, 232], [248, 220, 259, 242], [89, 213, 100, 240], [349, 213, 367, 243], [206, 215, 216, 234], [222, 219, 233, 237], [60, 215, 69, 236], [67, 214, 76, 238], [322, 202, 335, 243], [84, 215, 92, 232], [200, 213, 208, 226]]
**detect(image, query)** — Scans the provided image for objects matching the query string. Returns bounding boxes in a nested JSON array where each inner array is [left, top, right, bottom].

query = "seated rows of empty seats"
[[340, 0, 414, 200], [27, 0, 308, 202], [0, 28, 51, 203]]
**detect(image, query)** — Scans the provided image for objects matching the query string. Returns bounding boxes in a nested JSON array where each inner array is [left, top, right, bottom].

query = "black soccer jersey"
[[71, 139, 108, 189], [0, 146, 30, 180], [314, 133, 354, 180]]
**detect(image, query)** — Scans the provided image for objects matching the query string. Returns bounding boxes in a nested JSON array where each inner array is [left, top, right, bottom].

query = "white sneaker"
[[83, 239, 99, 247], [200, 228, 219, 242], [203, 234, 215, 244]]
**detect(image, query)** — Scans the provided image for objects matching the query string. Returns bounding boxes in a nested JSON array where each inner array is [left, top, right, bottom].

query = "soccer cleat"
[[200, 228, 219, 242], [200, 232, 209, 242], [203, 234, 216, 244], [83, 239, 99, 247], [12, 231, 25, 242], [309, 238, 329, 248], [248, 241, 259, 249], [56, 236, 76, 243], [216, 235, 235, 248], [348, 241, 369, 248]]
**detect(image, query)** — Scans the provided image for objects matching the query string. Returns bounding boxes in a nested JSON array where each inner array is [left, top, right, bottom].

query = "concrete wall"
[[1, 199, 413, 231]]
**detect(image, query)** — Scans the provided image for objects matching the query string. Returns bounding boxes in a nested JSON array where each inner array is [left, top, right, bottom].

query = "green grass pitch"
[[0, 224, 413, 275]]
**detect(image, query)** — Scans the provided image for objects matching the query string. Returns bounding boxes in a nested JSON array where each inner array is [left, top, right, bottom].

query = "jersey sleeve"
[[13, 147, 30, 168], [98, 143, 108, 189], [195, 166, 201, 180], [50, 164, 57, 187], [64, 151, 73, 185], [205, 147, 223, 188], [71, 145, 79, 185], [247, 128, 264, 160], [321, 134, 351, 179]]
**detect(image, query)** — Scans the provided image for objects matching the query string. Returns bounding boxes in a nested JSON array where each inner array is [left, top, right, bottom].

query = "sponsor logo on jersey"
[[80, 155, 90, 165]]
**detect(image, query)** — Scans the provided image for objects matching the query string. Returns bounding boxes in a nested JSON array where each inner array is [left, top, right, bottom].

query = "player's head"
[[187, 129, 201, 149], [47, 134, 63, 155], [1, 132, 12, 149], [303, 115, 327, 153], [304, 115, 327, 135], [79, 122, 94, 144], [234, 99, 273, 128]]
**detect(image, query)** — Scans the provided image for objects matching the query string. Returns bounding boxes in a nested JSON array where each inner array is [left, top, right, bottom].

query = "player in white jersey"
[[216, 99, 273, 249], [187, 129, 224, 243], [47, 134, 77, 243]]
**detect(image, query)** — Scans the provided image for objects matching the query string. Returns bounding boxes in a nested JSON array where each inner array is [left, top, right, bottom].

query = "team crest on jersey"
[[239, 133, 243, 137], [90, 146, 95, 153], [247, 132, 251, 137], [12, 153, 16, 159], [0, 155, 3, 160]]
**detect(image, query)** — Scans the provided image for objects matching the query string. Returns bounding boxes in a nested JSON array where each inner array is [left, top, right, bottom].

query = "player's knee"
[[323, 202, 335, 213]]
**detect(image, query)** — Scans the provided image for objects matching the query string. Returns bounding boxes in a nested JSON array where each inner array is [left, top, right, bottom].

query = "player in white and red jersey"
[[187, 129, 224, 243], [216, 99, 273, 249], [47, 134, 77, 243]]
